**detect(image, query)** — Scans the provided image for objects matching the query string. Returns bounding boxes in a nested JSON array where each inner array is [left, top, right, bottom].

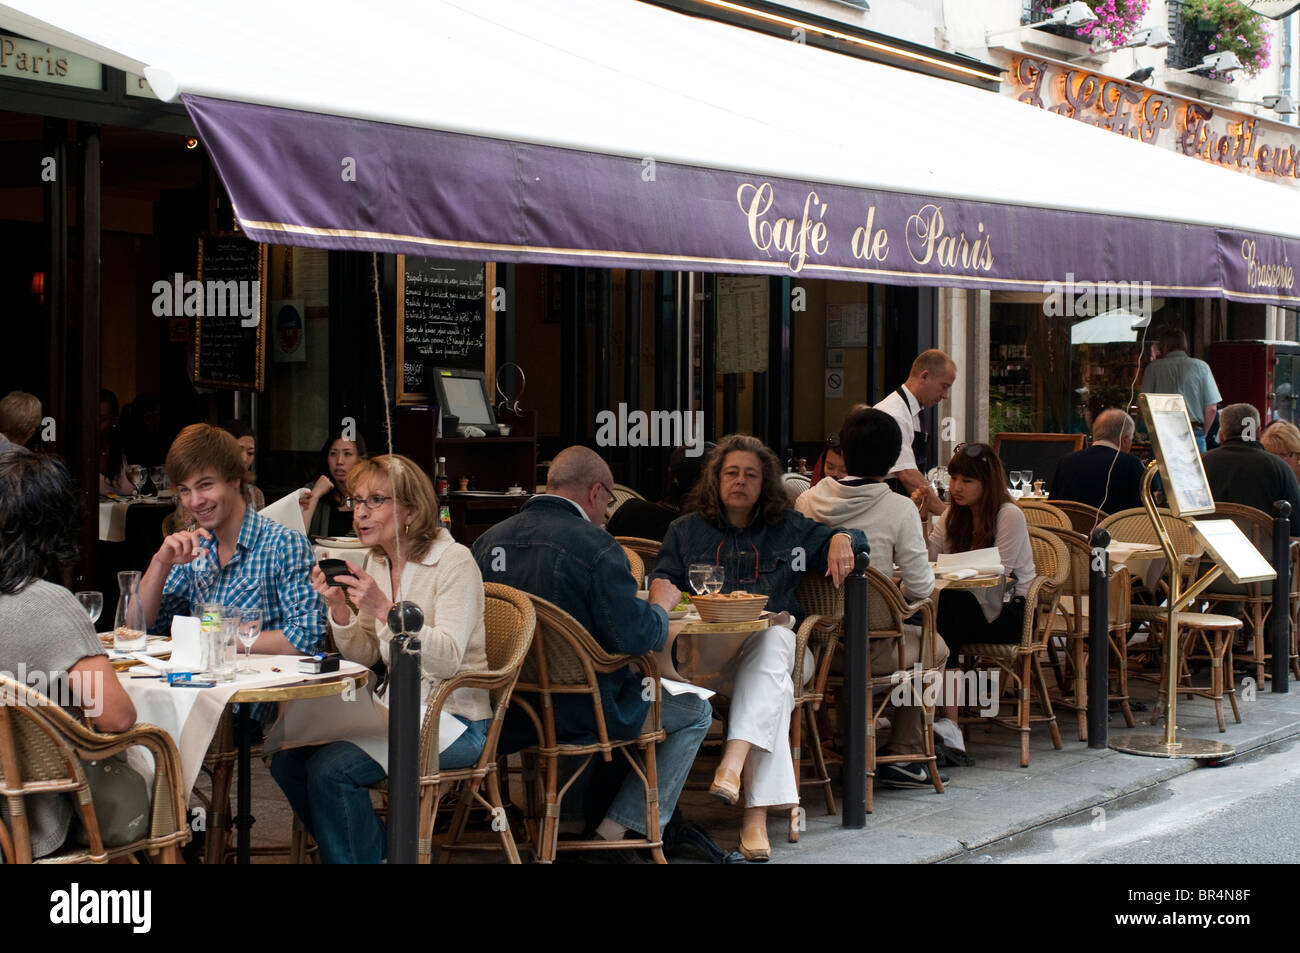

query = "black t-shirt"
[[605, 499, 680, 542]]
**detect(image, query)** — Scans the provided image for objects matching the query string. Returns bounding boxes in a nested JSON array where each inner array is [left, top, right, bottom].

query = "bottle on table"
[[435, 457, 450, 498]]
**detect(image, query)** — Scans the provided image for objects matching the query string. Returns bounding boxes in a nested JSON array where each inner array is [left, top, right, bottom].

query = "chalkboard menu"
[[397, 256, 494, 404], [194, 233, 267, 390]]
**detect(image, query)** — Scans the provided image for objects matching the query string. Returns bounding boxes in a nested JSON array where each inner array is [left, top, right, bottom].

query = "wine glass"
[[1008, 470, 1023, 496], [75, 591, 103, 628], [126, 464, 146, 501], [237, 608, 262, 674], [688, 563, 712, 596], [1021, 469, 1034, 496], [705, 565, 725, 596], [149, 466, 165, 496]]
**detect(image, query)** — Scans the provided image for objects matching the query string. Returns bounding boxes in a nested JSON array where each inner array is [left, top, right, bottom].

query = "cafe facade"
[[6, 0, 1300, 591]]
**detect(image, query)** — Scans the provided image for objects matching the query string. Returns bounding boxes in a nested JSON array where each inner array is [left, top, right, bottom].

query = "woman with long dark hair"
[[927, 442, 1035, 748], [655, 434, 866, 860], [300, 430, 368, 537]]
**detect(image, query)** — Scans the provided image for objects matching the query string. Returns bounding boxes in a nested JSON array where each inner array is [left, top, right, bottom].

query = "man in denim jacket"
[[472, 446, 711, 854]]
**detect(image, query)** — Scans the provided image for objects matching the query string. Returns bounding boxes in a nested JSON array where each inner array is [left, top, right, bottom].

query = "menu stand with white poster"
[[1109, 394, 1271, 762]]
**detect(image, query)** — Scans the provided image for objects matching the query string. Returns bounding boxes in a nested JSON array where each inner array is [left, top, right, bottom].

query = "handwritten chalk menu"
[[194, 234, 267, 390], [397, 257, 494, 405]]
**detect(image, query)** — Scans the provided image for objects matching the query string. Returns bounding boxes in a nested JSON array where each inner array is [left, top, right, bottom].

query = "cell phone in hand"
[[319, 558, 352, 588]]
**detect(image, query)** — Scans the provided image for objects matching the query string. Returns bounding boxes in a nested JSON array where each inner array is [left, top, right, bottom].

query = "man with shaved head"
[[1049, 408, 1144, 514], [874, 349, 956, 516], [471, 446, 711, 861]]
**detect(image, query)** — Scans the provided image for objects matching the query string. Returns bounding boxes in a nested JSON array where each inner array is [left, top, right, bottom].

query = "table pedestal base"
[[1109, 732, 1235, 761]]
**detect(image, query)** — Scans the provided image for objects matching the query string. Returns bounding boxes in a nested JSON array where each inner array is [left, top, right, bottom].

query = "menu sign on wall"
[[396, 256, 494, 405], [1007, 53, 1300, 187]]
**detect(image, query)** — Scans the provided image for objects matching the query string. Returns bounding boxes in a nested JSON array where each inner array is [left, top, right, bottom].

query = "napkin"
[[936, 547, 1003, 579], [169, 615, 203, 670], [261, 490, 307, 537]]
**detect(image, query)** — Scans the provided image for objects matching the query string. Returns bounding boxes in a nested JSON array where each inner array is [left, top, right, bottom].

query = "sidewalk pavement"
[[674, 674, 1300, 863]]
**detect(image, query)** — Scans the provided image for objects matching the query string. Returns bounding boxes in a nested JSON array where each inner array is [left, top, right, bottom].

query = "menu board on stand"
[[194, 233, 267, 390]]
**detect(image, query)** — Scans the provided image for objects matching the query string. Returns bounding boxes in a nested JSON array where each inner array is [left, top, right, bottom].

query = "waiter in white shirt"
[[874, 349, 956, 518]]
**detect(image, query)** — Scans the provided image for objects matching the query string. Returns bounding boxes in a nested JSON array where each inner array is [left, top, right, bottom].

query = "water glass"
[[237, 608, 262, 674], [1009, 470, 1023, 493], [126, 464, 147, 500], [705, 565, 725, 595], [213, 616, 239, 682], [688, 563, 712, 596], [76, 590, 104, 627], [1021, 469, 1033, 492]]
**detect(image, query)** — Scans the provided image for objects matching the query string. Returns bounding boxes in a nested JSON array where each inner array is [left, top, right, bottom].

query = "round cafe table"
[[228, 671, 369, 864], [654, 615, 772, 691]]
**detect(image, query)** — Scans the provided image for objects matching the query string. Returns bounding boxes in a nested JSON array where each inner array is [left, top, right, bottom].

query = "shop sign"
[[125, 72, 158, 99], [0, 34, 102, 90], [1007, 54, 1300, 187]]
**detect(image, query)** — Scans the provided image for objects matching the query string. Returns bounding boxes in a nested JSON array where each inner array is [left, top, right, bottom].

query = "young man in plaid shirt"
[[142, 423, 325, 660]]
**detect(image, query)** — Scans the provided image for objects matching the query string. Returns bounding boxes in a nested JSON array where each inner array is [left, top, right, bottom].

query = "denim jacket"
[[470, 495, 671, 744], [655, 509, 869, 621]]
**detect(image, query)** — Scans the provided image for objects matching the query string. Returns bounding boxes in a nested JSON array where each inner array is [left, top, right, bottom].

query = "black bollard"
[[1087, 529, 1111, 748], [1273, 501, 1291, 693], [386, 601, 423, 863], [841, 551, 871, 828]]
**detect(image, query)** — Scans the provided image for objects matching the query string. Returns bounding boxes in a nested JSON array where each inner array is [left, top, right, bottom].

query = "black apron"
[[885, 386, 928, 497]]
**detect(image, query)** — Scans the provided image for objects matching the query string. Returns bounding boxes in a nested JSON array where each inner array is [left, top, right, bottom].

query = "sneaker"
[[877, 762, 947, 789], [934, 740, 976, 767]]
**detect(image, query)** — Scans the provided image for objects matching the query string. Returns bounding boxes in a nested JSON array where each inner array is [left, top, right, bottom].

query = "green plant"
[[1030, 0, 1148, 47], [989, 391, 1031, 442], [1182, 0, 1271, 77]]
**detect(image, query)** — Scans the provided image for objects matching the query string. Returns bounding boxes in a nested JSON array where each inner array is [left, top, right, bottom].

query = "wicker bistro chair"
[[0, 676, 190, 864], [1018, 500, 1071, 530], [1097, 507, 1204, 677], [1199, 502, 1300, 686], [959, 527, 1070, 768], [782, 472, 812, 503], [1043, 527, 1136, 742], [413, 582, 537, 863], [616, 536, 662, 578], [789, 574, 844, 841], [621, 546, 646, 590], [511, 594, 668, 864], [1051, 500, 1110, 537]]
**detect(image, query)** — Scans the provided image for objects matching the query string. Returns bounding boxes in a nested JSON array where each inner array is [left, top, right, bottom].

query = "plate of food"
[[689, 590, 768, 623], [313, 536, 366, 549], [667, 593, 693, 620]]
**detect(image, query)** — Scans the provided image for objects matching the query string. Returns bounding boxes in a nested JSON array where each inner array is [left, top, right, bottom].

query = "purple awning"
[[186, 94, 1300, 304]]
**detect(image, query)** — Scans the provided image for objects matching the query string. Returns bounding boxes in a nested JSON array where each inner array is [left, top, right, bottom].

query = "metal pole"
[[386, 632, 422, 863], [1087, 528, 1111, 748], [841, 552, 870, 827], [1273, 501, 1291, 693]]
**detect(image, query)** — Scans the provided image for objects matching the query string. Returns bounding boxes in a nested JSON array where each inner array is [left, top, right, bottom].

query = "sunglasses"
[[953, 443, 989, 460], [824, 433, 841, 449]]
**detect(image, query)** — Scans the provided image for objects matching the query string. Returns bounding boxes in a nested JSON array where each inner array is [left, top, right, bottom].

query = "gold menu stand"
[[1109, 393, 1235, 760]]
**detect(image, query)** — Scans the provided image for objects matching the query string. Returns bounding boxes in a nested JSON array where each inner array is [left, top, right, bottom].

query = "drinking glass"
[[237, 608, 262, 674], [113, 572, 148, 653], [76, 590, 104, 626], [149, 466, 166, 495], [126, 464, 147, 500], [1008, 470, 1022, 494], [688, 563, 712, 596], [705, 565, 725, 596], [1021, 469, 1034, 495], [213, 616, 239, 682]]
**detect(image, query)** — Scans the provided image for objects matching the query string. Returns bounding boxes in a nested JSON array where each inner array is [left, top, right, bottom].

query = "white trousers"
[[725, 625, 805, 809]]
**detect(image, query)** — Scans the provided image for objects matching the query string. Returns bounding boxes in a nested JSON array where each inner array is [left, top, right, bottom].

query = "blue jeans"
[[270, 716, 490, 864], [1194, 430, 1207, 452], [605, 692, 712, 835]]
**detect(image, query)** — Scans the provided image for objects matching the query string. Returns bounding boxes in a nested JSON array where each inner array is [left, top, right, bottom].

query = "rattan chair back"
[[621, 546, 645, 589], [615, 536, 661, 577], [1050, 500, 1110, 536], [1023, 527, 1071, 648], [1018, 500, 1070, 529], [0, 675, 188, 864]]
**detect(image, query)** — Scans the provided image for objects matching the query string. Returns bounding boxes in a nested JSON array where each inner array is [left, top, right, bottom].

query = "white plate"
[[668, 609, 690, 620], [314, 536, 367, 549]]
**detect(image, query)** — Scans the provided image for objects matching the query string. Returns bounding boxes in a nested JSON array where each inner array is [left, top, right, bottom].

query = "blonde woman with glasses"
[[270, 453, 489, 863], [1262, 420, 1300, 484]]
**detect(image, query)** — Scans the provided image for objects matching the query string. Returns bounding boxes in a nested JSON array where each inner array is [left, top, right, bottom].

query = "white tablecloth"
[[120, 654, 369, 797]]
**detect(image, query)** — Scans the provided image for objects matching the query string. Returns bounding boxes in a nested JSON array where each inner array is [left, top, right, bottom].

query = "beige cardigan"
[[330, 534, 491, 723]]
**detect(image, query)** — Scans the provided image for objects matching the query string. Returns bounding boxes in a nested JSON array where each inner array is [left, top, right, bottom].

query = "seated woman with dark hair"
[[927, 442, 1035, 751], [220, 420, 265, 511], [300, 430, 368, 537], [796, 407, 948, 787], [808, 434, 847, 486], [654, 434, 867, 860], [0, 453, 138, 858]]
